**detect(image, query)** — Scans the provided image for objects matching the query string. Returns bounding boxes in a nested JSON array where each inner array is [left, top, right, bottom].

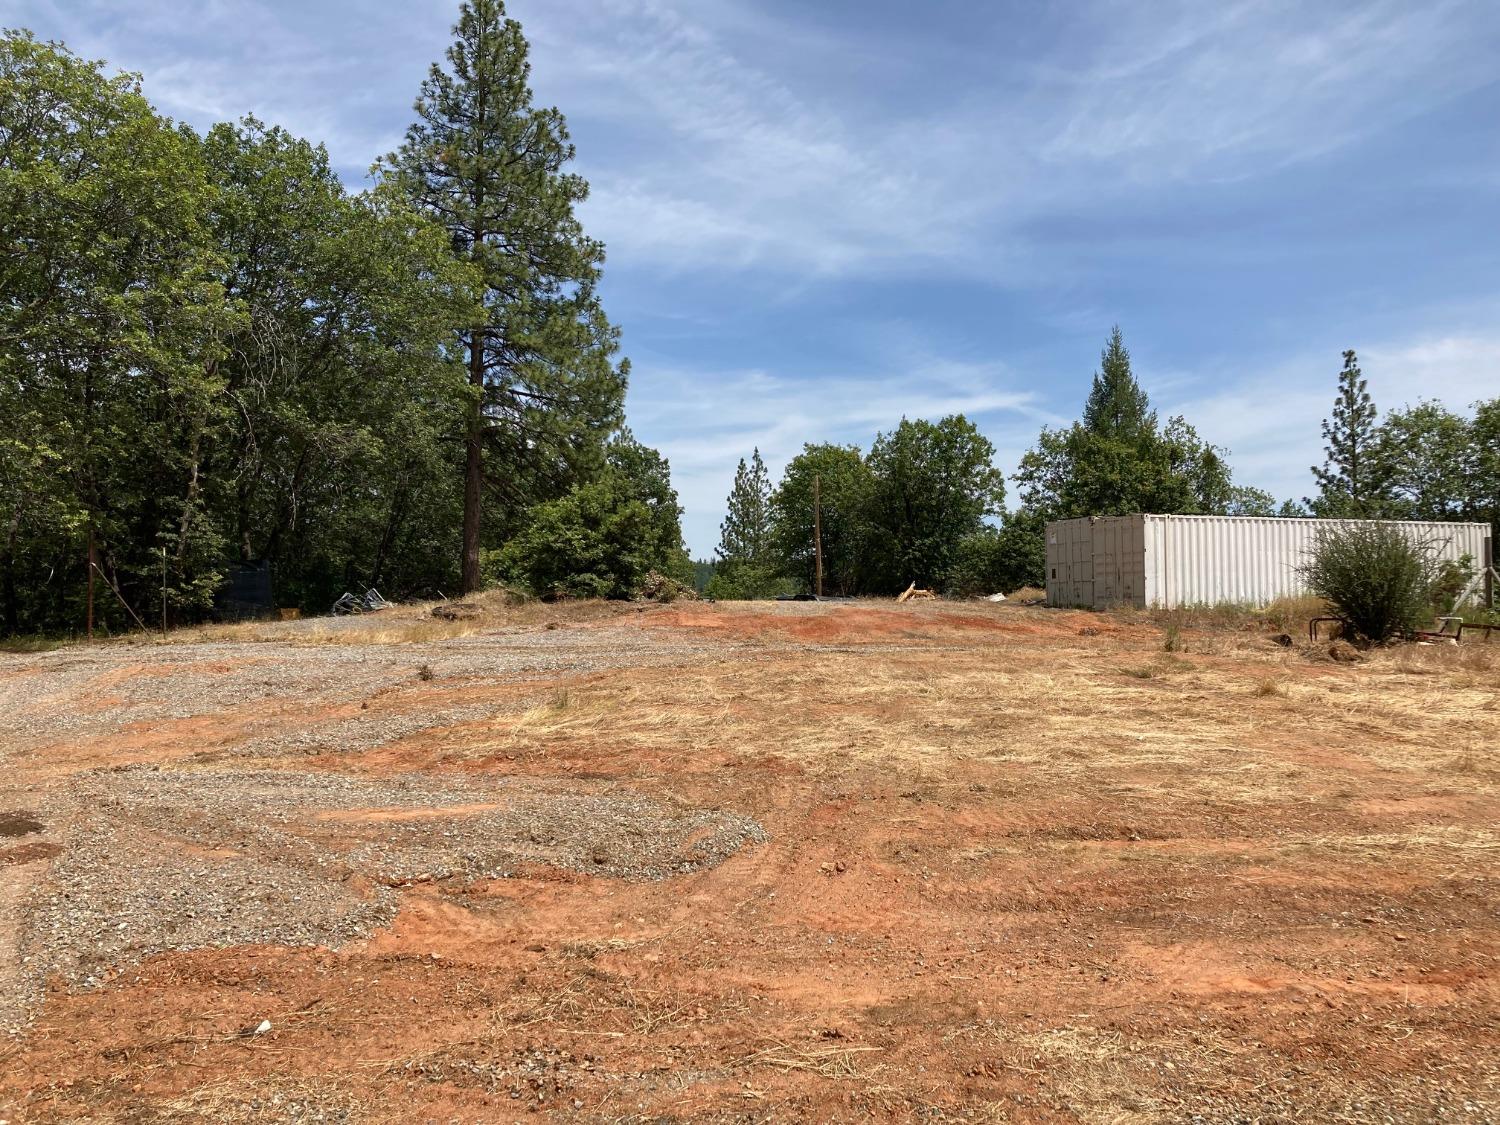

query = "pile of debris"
[[635, 569, 697, 603]]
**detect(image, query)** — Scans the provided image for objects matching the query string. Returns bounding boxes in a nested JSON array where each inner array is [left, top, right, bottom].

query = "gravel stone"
[[13, 765, 765, 1027]]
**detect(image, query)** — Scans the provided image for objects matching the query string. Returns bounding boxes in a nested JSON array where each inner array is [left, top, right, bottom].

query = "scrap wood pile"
[[896, 582, 936, 603]]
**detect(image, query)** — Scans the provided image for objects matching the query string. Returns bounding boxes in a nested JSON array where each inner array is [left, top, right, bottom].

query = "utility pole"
[[813, 473, 823, 599], [86, 523, 95, 640]]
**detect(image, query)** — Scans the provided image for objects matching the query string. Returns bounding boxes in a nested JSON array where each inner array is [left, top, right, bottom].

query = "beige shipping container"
[[1045, 514, 1493, 609]]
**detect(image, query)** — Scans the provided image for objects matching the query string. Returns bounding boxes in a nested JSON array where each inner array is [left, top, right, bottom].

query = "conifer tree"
[[382, 0, 626, 593], [716, 449, 772, 565], [1014, 327, 1231, 519], [1308, 350, 1386, 518], [709, 449, 778, 598], [1081, 326, 1154, 441]]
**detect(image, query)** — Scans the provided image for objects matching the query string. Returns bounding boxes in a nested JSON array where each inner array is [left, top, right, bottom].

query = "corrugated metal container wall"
[[1146, 515, 1490, 608], [1044, 518, 1095, 608], [1045, 515, 1492, 609]]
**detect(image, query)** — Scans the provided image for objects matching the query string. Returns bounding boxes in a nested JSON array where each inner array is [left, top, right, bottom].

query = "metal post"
[[813, 473, 823, 599], [161, 547, 168, 636], [1486, 534, 1495, 609]]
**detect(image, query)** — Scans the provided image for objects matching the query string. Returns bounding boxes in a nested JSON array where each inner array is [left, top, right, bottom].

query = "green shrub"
[[1299, 523, 1440, 645], [1431, 554, 1475, 614], [705, 560, 795, 600], [947, 514, 1046, 596], [499, 477, 676, 600]]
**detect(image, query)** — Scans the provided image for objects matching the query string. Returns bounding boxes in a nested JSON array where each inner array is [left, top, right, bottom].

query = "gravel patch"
[[0, 621, 759, 759], [141, 1076, 362, 1124], [12, 765, 766, 1024]]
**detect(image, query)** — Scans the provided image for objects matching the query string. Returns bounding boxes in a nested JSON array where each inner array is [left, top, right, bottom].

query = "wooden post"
[[1486, 534, 1495, 609], [813, 473, 823, 599], [86, 523, 95, 640]]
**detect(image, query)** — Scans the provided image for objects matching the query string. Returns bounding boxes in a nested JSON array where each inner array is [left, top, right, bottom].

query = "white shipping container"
[[1045, 514, 1493, 609]]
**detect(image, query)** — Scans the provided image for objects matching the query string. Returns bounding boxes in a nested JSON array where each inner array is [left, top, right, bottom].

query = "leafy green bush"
[[704, 560, 795, 600], [1431, 554, 1475, 614], [1299, 523, 1440, 644], [499, 477, 674, 600], [947, 512, 1047, 596]]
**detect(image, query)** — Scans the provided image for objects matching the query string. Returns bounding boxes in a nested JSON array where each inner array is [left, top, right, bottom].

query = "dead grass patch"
[[441, 638, 1497, 819], [178, 592, 633, 646]]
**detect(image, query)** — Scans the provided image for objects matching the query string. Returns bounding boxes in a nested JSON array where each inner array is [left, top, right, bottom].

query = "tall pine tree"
[[1013, 327, 1233, 519], [717, 449, 772, 564], [382, 0, 626, 593], [1080, 326, 1154, 441], [1307, 350, 1386, 518], [709, 449, 779, 598]]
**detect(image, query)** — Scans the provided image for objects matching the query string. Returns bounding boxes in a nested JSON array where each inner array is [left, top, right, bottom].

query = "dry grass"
[[440, 630, 1497, 822], [174, 591, 633, 646], [734, 1040, 883, 1078], [0, 635, 71, 653], [1124, 595, 1329, 635]]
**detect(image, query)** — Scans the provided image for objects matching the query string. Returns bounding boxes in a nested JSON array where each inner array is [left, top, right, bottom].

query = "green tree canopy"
[[1, 31, 231, 631], [769, 443, 874, 597], [1013, 328, 1235, 520], [866, 415, 1005, 590], [1373, 401, 1471, 522], [199, 118, 479, 609], [606, 428, 693, 585], [499, 476, 664, 600], [1470, 397, 1500, 543]]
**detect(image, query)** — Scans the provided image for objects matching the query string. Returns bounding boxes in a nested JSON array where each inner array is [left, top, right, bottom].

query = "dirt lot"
[[1, 597, 1496, 1122]]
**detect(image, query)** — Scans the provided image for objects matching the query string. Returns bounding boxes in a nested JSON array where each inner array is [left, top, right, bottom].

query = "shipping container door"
[[1093, 519, 1118, 606], [1073, 524, 1093, 608]]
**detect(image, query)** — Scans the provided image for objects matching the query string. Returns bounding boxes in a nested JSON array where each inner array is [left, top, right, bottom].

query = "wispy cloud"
[[514, 0, 1499, 276]]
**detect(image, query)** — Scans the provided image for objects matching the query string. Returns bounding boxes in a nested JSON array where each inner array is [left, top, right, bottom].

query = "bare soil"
[[0, 597, 1496, 1123]]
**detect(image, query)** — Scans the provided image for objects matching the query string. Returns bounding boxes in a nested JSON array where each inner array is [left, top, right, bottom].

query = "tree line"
[[1304, 350, 1500, 526], [1, 3, 692, 637], [708, 330, 1500, 598]]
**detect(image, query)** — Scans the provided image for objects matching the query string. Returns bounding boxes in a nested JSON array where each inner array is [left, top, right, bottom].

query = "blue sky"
[[13, 0, 1500, 555]]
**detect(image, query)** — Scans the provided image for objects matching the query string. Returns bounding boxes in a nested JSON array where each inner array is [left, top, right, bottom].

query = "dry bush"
[[1005, 585, 1047, 604], [1141, 596, 1327, 635]]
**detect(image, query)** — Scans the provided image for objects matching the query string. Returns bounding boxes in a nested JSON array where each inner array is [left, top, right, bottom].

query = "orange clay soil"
[[1, 598, 1497, 1123]]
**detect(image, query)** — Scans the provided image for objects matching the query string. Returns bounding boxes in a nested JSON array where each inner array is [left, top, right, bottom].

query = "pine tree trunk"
[[461, 328, 485, 594]]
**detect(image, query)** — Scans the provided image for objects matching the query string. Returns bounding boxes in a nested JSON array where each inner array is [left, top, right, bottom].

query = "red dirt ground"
[[1, 599, 1496, 1123]]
